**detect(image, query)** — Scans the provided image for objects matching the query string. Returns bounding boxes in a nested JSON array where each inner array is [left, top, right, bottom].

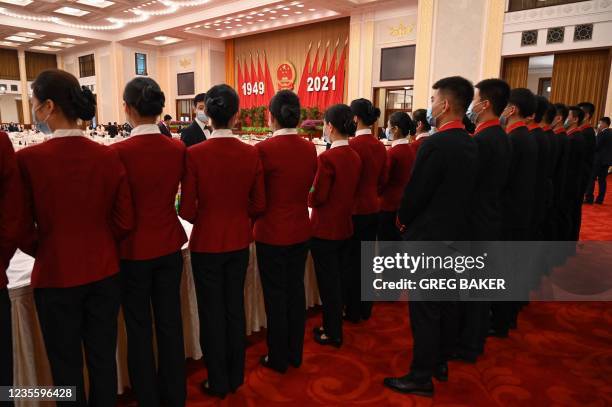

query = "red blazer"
[[349, 133, 387, 215], [17, 135, 134, 288], [309, 142, 362, 240], [179, 136, 265, 253], [254, 133, 317, 245], [0, 132, 24, 289], [410, 135, 429, 156], [379, 141, 416, 212], [111, 133, 187, 260]]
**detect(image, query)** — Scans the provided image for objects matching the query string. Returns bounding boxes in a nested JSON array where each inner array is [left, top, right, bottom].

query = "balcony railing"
[[508, 0, 589, 12]]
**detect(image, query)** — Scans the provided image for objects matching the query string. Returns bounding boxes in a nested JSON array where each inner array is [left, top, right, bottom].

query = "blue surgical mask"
[[386, 127, 393, 141], [466, 101, 484, 125], [564, 118, 570, 129], [500, 115, 508, 128], [426, 101, 444, 128], [32, 104, 52, 135], [196, 110, 208, 123]]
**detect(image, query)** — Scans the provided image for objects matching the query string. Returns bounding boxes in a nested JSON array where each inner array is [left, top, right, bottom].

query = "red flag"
[[304, 41, 320, 108], [263, 51, 275, 107], [331, 39, 348, 105], [256, 52, 265, 107], [296, 42, 312, 106], [323, 38, 339, 109], [250, 53, 258, 107], [237, 57, 244, 108], [242, 56, 252, 109], [314, 40, 330, 110]]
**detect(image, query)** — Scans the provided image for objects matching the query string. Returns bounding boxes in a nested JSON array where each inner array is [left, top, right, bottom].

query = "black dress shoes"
[[313, 331, 342, 348], [200, 380, 226, 399], [383, 374, 434, 397], [259, 355, 287, 373], [433, 363, 448, 382]]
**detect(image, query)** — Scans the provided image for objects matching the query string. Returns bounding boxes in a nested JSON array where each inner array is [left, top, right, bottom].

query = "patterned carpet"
[[119, 188, 612, 406]]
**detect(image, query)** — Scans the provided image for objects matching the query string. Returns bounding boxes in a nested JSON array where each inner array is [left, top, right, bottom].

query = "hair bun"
[[73, 86, 96, 121]]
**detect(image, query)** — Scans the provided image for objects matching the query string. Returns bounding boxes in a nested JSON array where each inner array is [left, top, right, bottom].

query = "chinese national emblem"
[[277, 62, 296, 90]]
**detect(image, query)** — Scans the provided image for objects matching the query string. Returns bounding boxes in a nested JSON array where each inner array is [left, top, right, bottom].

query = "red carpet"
[[119, 198, 612, 406]]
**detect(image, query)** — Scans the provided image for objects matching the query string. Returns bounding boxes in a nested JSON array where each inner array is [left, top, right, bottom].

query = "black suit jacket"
[[469, 124, 512, 240], [565, 129, 586, 206], [502, 125, 538, 234], [582, 126, 596, 175], [398, 125, 478, 241], [158, 122, 172, 138], [595, 128, 612, 166], [530, 127, 552, 235], [180, 121, 209, 147]]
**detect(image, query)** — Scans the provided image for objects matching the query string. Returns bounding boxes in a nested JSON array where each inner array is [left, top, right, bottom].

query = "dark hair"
[[554, 103, 569, 122], [32, 69, 96, 121], [193, 93, 206, 107], [533, 96, 549, 123], [432, 76, 474, 114], [123, 77, 165, 117], [543, 101, 556, 124], [269, 90, 300, 128], [205, 84, 239, 128], [412, 108, 431, 131], [164, 114, 172, 121], [508, 88, 536, 118], [389, 112, 413, 137], [577, 102, 595, 118], [324, 104, 357, 136], [568, 105, 585, 124], [350, 98, 380, 126], [600, 116, 611, 126], [475, 78, 510, 117]]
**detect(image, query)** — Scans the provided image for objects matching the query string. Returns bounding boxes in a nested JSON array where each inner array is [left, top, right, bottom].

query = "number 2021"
[[307, 75, 336, 92]]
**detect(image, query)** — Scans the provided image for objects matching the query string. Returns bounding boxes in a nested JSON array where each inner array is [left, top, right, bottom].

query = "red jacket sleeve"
[[248, 156, 266, 217], [378, 146, 389, 196], [179, 150, 198, 223], [110, 153, 134, 240], [308, 154, 334, 208], [0, 133, 25, 268]]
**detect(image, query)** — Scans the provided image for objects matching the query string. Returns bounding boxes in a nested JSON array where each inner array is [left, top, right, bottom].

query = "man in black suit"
[[551, 104, 571, 240], [180, 93, 211, 147], [586, 117, 612, 204], [384, 76, 478, 397], [158, 114, 173, 138], [489, 88, 539, 338], [578, 102, 597, 203], [565, 106, 587, 242], [455, 79, 512, 363]]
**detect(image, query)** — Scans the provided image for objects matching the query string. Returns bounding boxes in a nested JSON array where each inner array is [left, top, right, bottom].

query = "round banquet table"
[[7, 220, 321, 406]]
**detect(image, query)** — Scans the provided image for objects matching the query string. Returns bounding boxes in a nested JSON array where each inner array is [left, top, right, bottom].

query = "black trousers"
[[0, 288, 12, 405], [310, 238, 350, 340], [408, 301, 458, 382], [377, 211, 400, 241], [346, 214, 378, 322], [257, 241, 309, 370], [456, 302, 489, 358], [34, 274, 121, 407], [585, 165, 609, 203], [120, 251, 185, 407], [192, 249, 249, 394]]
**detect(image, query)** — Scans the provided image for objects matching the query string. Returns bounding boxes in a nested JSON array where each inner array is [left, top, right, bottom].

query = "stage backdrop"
[[229, 18, 350, 119]]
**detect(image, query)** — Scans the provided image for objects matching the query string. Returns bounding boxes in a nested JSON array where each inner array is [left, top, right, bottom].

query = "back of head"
[[568, 105, 585, 124], [123, 77, 165, 118], [543, 101, 556, 125], [269, 90, 301, 128], [350, 98, 380, 126], [325, 104, 357, 136], [205, 84, 239, 128], [475, 78, 510, 117], [554, 103, 569, 122], [577, 102, 595, 120], [412, 108, 431, 132], [600, 116, 611, 127], [164, 114, 172, 121], [432, 76, 474, 115], [32, 69, 96, 121], [389, 112, 413, 137], [508, 88, 536, 118], [193, 93, 206, 107], [534, 96, 549, 123]]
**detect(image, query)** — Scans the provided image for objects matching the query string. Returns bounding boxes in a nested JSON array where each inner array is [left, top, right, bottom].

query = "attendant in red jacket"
[[0, 130, 24, 395], [111, 77, 187, 407], [309, 104, 361, 347], [179, 84, 265, 398], [378, 112, 416, 241], [346, 98, 387, 322], [16, 69, 134, 406], [255, 91, 317, 373], [410, 108, 432, 154]]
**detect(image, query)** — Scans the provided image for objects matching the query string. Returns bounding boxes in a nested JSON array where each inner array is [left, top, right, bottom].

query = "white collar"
[[355, 129, 372, 136], [52, 129, 84, 139], [195, 117, 207, 130], [416, 132, 429, 141], [209, 129, 235, 139], [272, 128, 298, 137], [130, 124, 161, 137], [331, 139, 349, 149], [392, 138, 409, 147]]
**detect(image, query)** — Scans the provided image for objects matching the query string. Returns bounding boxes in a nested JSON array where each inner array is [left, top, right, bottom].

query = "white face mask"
[[323, 124, 331, 144], [386, 127, 393, 141]]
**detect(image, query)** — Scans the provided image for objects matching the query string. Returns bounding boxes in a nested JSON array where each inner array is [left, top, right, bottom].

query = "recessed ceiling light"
[[270, 10, 277, 13], [0, 0, 33, 6], [204, 26, 210, 29], [54, 7, 90, 16], [30, 46, 60, 51], [270, 16, 276, 20], [263, 8, 271, 11], [0, 41, 19, 47], [283, 7, 290, 10], [56, 37, 87, 44], [258, 13, 264, 16], [154, 35, 168, 41], [213, 23, 220, 26], [215, 28, 221, 31], [294, 11, 302, 14], [236, 24, 242, 26], [237, 14, 244, 18], [224, 21, 231, 24], [308, 8, 315, 11], [282, 14, 288, 17], [185, 27, 192, 30], [235, 18, 241, 21], [5, 35, 33, 42], [15, 32, 45, 39], [257, 19, 264, 22], [226, 26, 232, 28], [296, 4, 304, 7], [247, 21, 253, 24], [245, 15, 253, 19], [43, 41, 64, 47], [76, 0, 114, 8], [194, 24, 201, 28]]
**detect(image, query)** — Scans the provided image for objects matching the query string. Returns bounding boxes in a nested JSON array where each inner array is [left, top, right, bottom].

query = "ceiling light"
[[308, 8, 315, 11], [226, 26, 232, 28], [282, 14, 288, 17], [257, 13, 264, 16], [270, 10, 276, 13], [0, 41, 19, 46], [236, 24, 242, 26], [296, 4, 304, 7], [194, 24, 201, 28], [154, 35, 168, 41], [246, 21, 253, 24], [215, 28, 221, 31], [76, 0, 114, 8], [185, 27, 192, 30], [235, 18, 241, 21], [224, 21, 231, 24], [0, 0, 33, 6], [15, 32, 44, 39], [257, 19, 264, 22], [263, 8, 271, 11], [5, 35, 33, 42], [294, 11, 302, 14], [283, 7, 290, 10], [43, 41, 64, 46], [213, 23, 220, 26], [30, 46, 60, 51], [245, 15, 252, 19], [54, 7, 89, 16], [56, 37, 87, 44]]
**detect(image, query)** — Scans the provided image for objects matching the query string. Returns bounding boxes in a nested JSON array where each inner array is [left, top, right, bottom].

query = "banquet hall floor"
[[118, 193, 612, 407]]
